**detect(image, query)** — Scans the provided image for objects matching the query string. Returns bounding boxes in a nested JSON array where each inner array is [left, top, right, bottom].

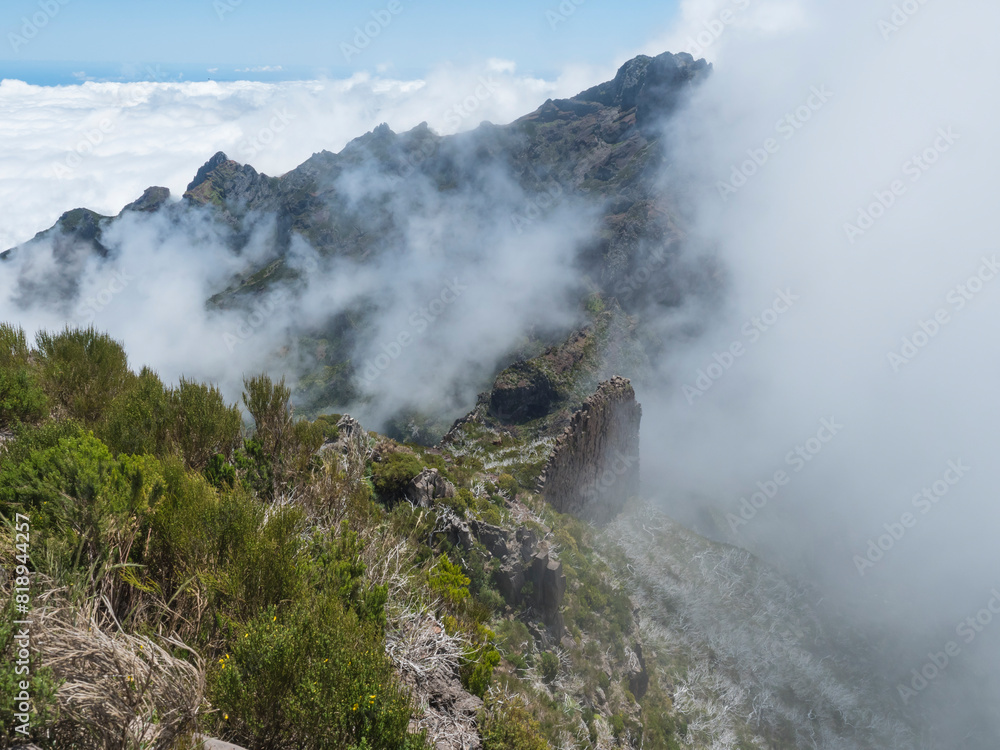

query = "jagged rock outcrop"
[[406, 468, 457, 508], [540, 376, 641, 523], [487, 360, 558, 423], [576, 50, 712, 131], [527, 550, 566, 638], [316, 414, 371, 474], [434, 514, 566, 638], [183, 151, 278, 217]]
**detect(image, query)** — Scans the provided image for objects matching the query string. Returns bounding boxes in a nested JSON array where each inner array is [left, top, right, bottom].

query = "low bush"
[[0, 367, 48, 426], [479, 694, 548, 750], [170, 378, 241, 470], [370, 451, 424, 503], [209, 599, 426, 750], [35, 327, 131, 423], [540, 651, 559, 683]]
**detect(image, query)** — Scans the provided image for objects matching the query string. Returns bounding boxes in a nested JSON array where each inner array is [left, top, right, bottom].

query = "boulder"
[[495, 558, 526, 605], [316, 415, 370, 473], [469, 519, 511, 558], [405, 468, 456, 508]]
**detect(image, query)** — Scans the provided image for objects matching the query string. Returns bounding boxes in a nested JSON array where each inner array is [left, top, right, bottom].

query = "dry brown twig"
[[25, 584, 207, 749]]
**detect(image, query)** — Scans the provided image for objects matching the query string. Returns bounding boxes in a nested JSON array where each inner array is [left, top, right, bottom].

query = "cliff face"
[[539, 376, 641, 523]]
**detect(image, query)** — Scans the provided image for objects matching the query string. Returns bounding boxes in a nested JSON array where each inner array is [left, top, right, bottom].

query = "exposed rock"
[[430, 509, 475, 551], [183, 152, 277, 217], [495, 558, 526, 605], [121, 186, 170, 214], [575, 50, 712, 130], [487, 360, 558, 423], [316, 414, 370, 473], [469, 519, 511, 558], [406, 468, 457, 508], [528, 550, 566, 638], [540, 376, 641, 524], [195, 736, 248, 750], [626, 643, 649, 701], [516, 527, 539, 562]]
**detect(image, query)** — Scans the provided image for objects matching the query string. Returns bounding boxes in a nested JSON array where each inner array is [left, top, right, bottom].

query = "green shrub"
[[540, 651, 559, 683], [641, 676, 686, 750], [170, 378, 241, 469], [146, 472, 307, 624], [479, 694, 548, 750], [0, 368, 48, 426], [234, 438, 274, 500], [214, 494, 307, 620], [427, 554, 470, 608], [205, 453, 236, 489], [611, 713, 626, 740], [209, 599, 426, 750], [309, 523, 388, 629], [312, 413, 342, 442], [242, 373, 292, 458], [97, 367, 173, 457], [370, 451, 423, 503], [462, 644, 500, 698], [0, 323, 30, 368], [497, 473, 518, 498], [0, 432, 164, 577], [35, 326, 130, 423]]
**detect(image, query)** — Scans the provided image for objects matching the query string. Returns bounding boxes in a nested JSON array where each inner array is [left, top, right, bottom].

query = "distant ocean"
[[0, 61, 345, 86]]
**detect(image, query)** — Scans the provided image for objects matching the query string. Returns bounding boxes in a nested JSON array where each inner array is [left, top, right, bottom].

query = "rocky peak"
[[575, 50, 711, 128], [186, 151, 230, 193], [183, 152, 277, 217], [120, 186, 170, 214]]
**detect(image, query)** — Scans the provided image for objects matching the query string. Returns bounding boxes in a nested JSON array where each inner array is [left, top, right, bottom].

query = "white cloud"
[[0, 61, 591, 250]]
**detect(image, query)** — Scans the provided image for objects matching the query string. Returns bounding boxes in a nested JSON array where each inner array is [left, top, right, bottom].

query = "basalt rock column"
[[540, 376, 641, 523]]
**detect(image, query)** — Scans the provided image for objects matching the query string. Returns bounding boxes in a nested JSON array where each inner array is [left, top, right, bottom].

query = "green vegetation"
[[0, 322, 697, 749], [370, 450, 424, 503]]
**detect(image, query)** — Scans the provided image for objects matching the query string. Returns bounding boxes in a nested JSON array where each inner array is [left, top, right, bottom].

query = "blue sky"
[[1, 0, 682, 83]]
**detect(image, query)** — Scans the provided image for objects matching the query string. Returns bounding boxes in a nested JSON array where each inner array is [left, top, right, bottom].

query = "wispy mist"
[[639, 0, 1000, 743]]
